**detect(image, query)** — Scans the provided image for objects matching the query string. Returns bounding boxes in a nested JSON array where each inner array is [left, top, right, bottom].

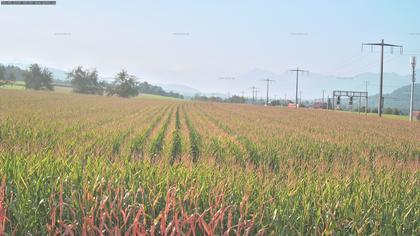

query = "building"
[[413, 111, 420, 121], [313, 102, 327, 109]]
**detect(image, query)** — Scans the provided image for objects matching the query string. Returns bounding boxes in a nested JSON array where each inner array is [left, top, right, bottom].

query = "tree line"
[[192, 94, 247, 103], [0, 65, 17, 86], [0, 64, 183, 99]]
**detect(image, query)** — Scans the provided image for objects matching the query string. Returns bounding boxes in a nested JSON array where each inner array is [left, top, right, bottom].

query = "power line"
[[330, 54, 371, 76], [362, 39, 403, 117]]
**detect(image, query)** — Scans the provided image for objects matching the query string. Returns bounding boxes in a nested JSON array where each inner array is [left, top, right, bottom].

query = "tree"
[[8, 73, 16, 83], [392, 108, 400, 115], [225, 95, 246, 104], [108, 70, 139, 98], [0, 65, 18, 87], [25, 64, 54, 90], [0, 65, 6, 86], [384, 107, 393, 115], [68, 66, 103, 95], [370, 108, 378, 113], [270, 100, 283, 106], [137, 81, 183, 99]]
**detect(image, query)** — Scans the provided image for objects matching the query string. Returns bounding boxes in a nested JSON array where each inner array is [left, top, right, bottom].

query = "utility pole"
[[410, 56, 416, 121], [249, 86, 259, 104], [255, 90, 259, 103], [365, 81, 369, 115], [365, 81, 368, 93], [300, 90, 302, 105], [362, 39, 403, 117], [327, 95, 330, 110], [289, 68, 309, 108], [263, 79, 274, 106]]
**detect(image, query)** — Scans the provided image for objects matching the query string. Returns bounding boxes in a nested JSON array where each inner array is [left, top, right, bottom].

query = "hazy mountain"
[[236, 68, 417, 100], [368, 84, 420, 113], [158, 83, 201, 97], [48, 68, 69, 81]]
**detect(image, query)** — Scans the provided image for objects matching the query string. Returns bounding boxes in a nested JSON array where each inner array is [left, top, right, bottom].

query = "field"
[[0, 89, 419, 235], [0, 81, 25, 90]]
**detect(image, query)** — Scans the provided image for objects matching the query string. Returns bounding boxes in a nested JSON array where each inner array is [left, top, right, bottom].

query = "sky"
[[0, 0, 419, 96]]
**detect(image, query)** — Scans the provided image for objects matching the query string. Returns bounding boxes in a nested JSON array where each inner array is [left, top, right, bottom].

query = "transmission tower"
[[262, 79, 274, 106], [289, 68, 309, 108], [362, 39, 403, 117]]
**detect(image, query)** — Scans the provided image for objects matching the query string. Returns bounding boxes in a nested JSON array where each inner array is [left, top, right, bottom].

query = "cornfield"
[[0, 89, 419, 235]]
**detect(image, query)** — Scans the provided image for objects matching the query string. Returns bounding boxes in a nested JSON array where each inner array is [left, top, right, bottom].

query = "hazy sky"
[[1, 0, 419, 94]]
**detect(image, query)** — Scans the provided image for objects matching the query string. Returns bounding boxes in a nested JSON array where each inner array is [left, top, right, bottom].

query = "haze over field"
[[1, 0, 420, 97]]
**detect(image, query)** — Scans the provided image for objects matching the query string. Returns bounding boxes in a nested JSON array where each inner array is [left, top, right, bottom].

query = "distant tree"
[[193, 94, 250, 104], [384, 107, 393, 115], [68, 66, 103, 95], [270, 100, 283, 106], [226, 95, 246, 104], [8, 73, 16, 83], [108, 70, 139, 98], [25, 64, 54, 90], [392, 108, 400, 115], [137, 81, 183, 99], [193, 94, 224, 102], [0, 65, 19, 87], [167, 91, 184, 99], [2, 65, 27, 81], [0, 65, 6, 86]]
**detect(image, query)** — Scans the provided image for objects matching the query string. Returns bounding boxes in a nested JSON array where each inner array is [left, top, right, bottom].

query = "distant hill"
[[158, 83, 201, 97], [368, 84, 420, 113]]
